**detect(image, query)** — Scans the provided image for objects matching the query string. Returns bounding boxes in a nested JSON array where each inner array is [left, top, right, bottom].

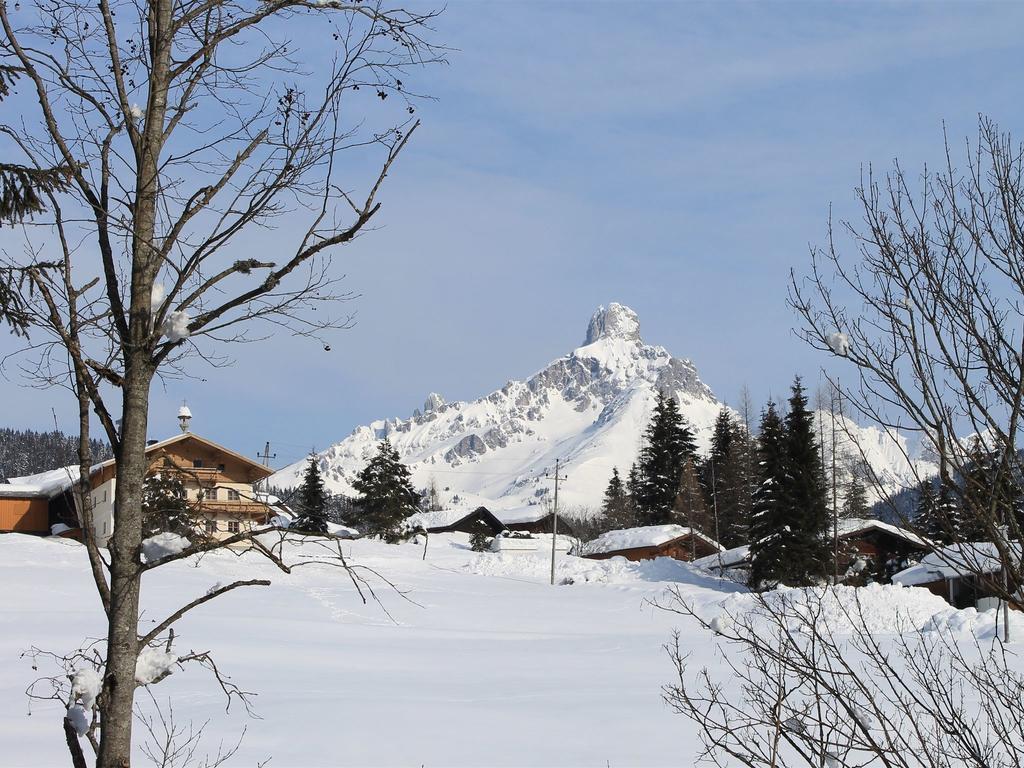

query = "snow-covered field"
[[0, 533, 1017, 767]]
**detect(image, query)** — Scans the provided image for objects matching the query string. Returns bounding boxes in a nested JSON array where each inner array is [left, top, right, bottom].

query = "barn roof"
[[406, 506, 505, 533], [1, 466, 82, 499], [837, 517, 929, 547], [583, 524, 723, 556]]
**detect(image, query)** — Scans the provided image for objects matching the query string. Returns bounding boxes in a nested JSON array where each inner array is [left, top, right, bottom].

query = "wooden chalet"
[[1, 431, 275, 546], [835, 518, 932, 584], [583, 524, 722, 563]]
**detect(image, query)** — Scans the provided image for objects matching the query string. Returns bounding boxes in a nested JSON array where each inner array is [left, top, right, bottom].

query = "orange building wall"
[[0, 497, 50, 533]]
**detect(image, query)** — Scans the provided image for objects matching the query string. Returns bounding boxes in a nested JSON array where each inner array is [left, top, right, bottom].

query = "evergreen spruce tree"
[[748, 402, 787, 589], [352, 438, 421, 541], [701, 407, 754, 548], [913, 479, 947, 543], [780, 377, 832, 585], [841, 477, 870, 520], [958, 439, 1021, 541], [601, 467, 636, 529], [291, 454, 330, 534], [141, 472, 193, 538], [673, 458, 711, 541], [634, 390, 696, 524]]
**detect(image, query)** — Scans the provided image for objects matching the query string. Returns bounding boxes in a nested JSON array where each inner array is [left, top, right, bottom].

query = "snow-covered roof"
[[837, 517, 929, 547], [691, 545, 751, 571], [893, 542, 1019, 587], [407, 508, 484, 530], [493, 507, 556, 525], [1, 466, 82, 499], [584, 525, 723, 556]]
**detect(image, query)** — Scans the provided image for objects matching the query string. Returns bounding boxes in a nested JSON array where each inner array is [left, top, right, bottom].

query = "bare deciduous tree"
[[662, 588, 1024, 768], [668, 117, 1024, 767], [0, 1, 443, 765], [790, 116, 1024, 605]]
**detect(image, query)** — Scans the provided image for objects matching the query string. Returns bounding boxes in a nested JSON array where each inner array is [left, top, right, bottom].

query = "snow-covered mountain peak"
[[273, 303, 724, 510], [584, 302, 641, 345], [272, 305, 921, 514]]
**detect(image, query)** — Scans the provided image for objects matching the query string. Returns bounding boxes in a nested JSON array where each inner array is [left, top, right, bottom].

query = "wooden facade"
[[838, 526, 931, 585], [501, 512, 576, 536], [0, 497, 50, 534], [1, 432, 274, 543], [585, 533, 721, 563]]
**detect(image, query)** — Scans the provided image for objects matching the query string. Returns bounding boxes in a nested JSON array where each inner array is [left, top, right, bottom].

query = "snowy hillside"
[[814, 409, 938, 504], [272, 303, 935, 512], [272, 303, 724, 512]]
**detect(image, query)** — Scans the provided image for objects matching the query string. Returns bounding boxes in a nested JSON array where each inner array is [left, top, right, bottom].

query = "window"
[[193, 459, 204, 468], [205, 519, 218, 534], [227, 489, 240, 501], [227, 521, 240, 534], [207, 487, 219, 501], [217, 463, 226, 473]]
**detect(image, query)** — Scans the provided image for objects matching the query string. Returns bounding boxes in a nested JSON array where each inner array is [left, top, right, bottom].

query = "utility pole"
[[258, 441, 276, 468], [832, 385, 840, 585], [545, 459, 568, 586], [711, 459, 722, 572]]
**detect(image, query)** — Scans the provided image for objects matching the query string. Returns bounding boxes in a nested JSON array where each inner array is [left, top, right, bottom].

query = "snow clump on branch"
[[827, 331, 850, 356], [70, 667, 102, 710], [161, 310, 191, 342], [150, 283, 165, 315], [140, 532, 190, 564], [135, 647, 178, 685]]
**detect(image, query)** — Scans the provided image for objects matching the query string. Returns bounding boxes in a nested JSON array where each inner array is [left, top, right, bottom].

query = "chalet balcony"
[[194, 500, 270, 518]]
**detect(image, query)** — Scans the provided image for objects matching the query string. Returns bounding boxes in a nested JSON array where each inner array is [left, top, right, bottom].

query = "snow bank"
[[922, 604, 1024, 639], [717, 582, 955, 635], [140, 532, 191, 563]]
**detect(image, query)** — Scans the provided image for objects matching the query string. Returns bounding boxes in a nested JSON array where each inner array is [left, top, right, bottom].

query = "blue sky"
[[2, 1, 1023, 470]]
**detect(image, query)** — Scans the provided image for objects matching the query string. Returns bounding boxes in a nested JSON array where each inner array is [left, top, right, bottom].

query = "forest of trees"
[[0, 427, 112, 479]]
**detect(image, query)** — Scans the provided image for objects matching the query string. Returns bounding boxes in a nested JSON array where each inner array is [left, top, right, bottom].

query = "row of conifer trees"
[[599, 378, 1024, 589], [599, 379, 868, 588]]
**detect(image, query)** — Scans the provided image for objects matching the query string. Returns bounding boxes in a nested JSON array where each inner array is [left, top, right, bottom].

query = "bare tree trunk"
[[99, 364, 152, 767]]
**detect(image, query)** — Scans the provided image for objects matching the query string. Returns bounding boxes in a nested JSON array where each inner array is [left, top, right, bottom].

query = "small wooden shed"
[[583, 524, 722, 563]]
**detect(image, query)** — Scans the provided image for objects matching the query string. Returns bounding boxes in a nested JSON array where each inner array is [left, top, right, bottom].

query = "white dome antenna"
[[178, 402, 193, 433]]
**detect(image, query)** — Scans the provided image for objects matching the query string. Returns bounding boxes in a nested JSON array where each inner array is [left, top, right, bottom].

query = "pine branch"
[[0, 164, 74, 224]]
